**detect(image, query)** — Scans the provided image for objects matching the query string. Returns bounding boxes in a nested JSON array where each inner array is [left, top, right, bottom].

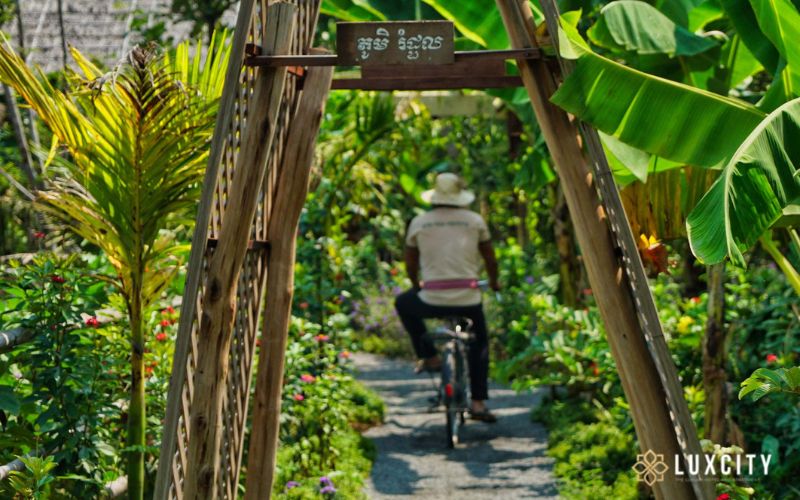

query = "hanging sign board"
[[337, 21, 454, 66]]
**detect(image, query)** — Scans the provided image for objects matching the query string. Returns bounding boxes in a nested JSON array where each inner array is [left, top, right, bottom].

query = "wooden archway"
[[155, 1, 715, 499]]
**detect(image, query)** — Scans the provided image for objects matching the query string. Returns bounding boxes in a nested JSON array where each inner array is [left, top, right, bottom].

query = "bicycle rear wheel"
[[442, 348, 459, 448]]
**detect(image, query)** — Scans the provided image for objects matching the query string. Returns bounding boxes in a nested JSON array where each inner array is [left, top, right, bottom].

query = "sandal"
[[469, 409, 498, 423]]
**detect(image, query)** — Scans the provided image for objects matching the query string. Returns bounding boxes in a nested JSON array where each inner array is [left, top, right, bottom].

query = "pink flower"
[[156, 332, 168, 342], [300, 374, 316, 383], [293, 393, 304, 401], [766, 354, 778, 364], [314, 334, 329, 342], [717, 494, 730, 500], [85, 316, 100, 328], [339, 350, 351, 359], [33, 232, 45, 239], [299, 302, 310, 310]]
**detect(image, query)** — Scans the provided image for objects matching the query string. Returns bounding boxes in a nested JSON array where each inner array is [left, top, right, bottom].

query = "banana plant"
[[550, 4, 800, 281], [0, 32, 231, 499]]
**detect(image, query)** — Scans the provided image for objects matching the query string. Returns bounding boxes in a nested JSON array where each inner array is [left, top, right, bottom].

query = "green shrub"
[[271, 317, 385, 498]]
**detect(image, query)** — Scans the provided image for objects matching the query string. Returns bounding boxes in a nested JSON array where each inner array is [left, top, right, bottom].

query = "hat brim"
[[421, 189, 475, 207]]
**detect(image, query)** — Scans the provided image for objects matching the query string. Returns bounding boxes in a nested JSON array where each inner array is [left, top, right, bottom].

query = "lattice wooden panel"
[[155, 1, 321, 498]]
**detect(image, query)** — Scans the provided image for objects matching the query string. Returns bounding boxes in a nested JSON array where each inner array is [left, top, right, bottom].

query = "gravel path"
[[354, 353, 559, 499]]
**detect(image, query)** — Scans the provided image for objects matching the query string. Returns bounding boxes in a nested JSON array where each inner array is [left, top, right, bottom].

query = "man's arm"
[[479, 240, 500, 291], [404, 245, 421, 290]]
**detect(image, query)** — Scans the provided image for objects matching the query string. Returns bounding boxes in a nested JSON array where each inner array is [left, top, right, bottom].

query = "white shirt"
[[405, 207, 490, 306]]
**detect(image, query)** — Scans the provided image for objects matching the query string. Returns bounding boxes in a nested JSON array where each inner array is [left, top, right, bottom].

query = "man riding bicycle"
[[395, 173, 500, 423]]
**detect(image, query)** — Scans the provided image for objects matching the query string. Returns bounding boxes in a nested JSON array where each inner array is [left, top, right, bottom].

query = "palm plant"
[[0, 33, 230, 499]]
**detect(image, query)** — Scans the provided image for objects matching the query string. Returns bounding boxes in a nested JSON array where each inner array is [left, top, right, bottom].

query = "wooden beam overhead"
[[330, 75, 522, 90], [244, 48, 543, 67]]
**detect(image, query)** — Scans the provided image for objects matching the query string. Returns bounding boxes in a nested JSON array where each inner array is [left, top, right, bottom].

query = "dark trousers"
[[394, 289, 489, 400]]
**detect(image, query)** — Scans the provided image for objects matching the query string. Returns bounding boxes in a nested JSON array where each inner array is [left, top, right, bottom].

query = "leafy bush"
[[0, 255, 120, 495], [272, 317, 384, 499], [534, 396, 641, 499]]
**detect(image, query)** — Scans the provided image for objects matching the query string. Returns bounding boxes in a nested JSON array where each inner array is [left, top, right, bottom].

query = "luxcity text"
[[674, 453, 772, 477]]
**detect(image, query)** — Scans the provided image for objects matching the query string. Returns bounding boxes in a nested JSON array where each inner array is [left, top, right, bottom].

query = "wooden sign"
[[337, 21, 454, 66]]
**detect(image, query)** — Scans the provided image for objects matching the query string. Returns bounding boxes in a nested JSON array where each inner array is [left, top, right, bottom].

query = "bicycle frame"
[[427, 317, 475, 447]]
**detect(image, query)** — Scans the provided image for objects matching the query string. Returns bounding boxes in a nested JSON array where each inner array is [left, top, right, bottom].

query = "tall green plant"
[[0, 33, 230, 499]]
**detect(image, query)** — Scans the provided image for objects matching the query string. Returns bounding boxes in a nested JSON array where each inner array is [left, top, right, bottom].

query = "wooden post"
[[244, 57, 334, 500], [181, 4, 297, 499], [496, 0, 711, 498], [153, 1, 258, 498]]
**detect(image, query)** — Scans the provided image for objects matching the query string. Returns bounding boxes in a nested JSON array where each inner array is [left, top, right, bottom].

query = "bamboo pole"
[[244, 55, 334, 500], [181, 4, 297, 499], [496, 0, 710, 498]]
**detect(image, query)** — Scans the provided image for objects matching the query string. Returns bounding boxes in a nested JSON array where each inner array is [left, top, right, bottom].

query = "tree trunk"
[[507, 111, 530, 246], [56, 0, 69, 71], [553, 185, 578, 307], [12, 0, 41, 153], [3, 85, 38, 189], [702, 263, 743, 447], [127, 283, 145, 500]]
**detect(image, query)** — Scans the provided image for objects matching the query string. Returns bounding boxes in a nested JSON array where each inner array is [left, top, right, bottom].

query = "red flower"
[[85, 316, 100, 328], [390, 268, 399, 276], [156, 332, 168, 342], [590, 361, 600, 376], [299, 302, 310, 310], [717, 494, 730, 500], [314, 334, 329, 342], [300, 374, 316, 383], [690, 296, 701, 304], [145, 366, 154, 375], [581, 288, 593, 295], [766, 354, 778, 363], [51, 275, 65, 284], [293, 393, 304, 402], [160, 319, 171, 328], [33, 232, 45, 239]]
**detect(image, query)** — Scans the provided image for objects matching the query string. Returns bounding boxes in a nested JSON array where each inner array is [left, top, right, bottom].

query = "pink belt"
[[422, 279, 479, 290]]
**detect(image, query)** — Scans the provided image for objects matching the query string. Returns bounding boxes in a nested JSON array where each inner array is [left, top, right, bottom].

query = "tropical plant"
[[550, 4, 799, 277], [0, 33, 230, 498], [739, 366, 800, 401]]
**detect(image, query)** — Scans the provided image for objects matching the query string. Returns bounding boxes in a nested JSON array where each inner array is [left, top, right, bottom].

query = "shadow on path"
[[355, 353, 559, 499]]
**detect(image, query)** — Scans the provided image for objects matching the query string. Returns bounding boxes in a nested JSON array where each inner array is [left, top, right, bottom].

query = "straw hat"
[[421, 173, 475, 207]]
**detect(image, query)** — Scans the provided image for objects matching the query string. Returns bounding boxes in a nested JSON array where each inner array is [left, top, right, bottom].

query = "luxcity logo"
[[632, 448, 772, 485]]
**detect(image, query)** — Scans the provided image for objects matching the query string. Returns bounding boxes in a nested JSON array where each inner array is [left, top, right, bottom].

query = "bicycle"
[[427, 316, 475, 448]]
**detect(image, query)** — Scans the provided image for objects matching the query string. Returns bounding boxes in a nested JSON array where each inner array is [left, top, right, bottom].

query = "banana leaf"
[[655, 0, 705, 26], [550, 44, 765, 167], [688, 0, 724, 31], [588, 1, 717, 57], [320, 0, 386, 21], [720, 0, 780, 73], [750, 0, 800, 96], [421, 0, 510, 49], [687, 97, 800, 265]]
